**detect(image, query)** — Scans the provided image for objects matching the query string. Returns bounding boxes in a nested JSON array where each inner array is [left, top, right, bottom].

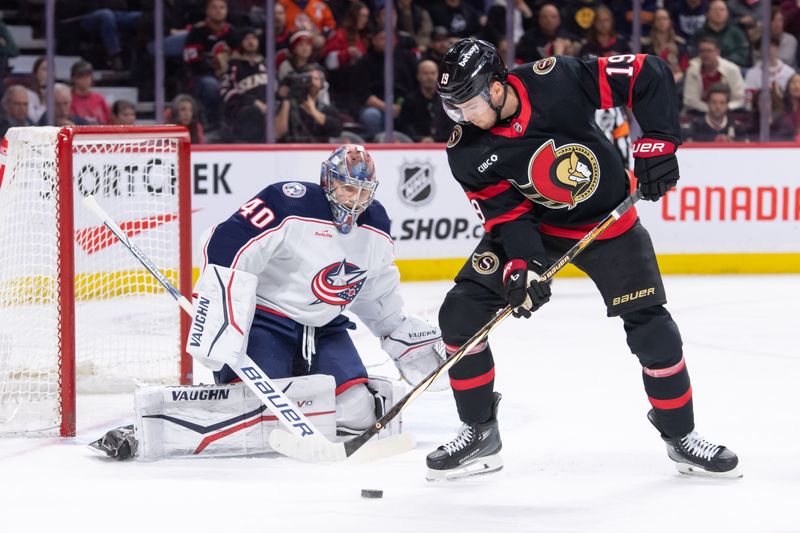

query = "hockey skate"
[[426, 392, 503, 481], [648, 410, 741, 478], [89, 424, 138, 460]]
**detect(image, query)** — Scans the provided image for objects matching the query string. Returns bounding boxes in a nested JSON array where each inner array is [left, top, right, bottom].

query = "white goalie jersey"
[[200, 181, 405, 336]]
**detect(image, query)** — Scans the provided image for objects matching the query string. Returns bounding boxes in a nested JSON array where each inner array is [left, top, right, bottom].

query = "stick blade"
[[345, 433, 416, 464], [268, 430, 415, 464], [269, 431, 347, 463]]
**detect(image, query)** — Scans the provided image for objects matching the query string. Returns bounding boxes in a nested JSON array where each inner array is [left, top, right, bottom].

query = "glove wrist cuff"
[[632, 138, 676, 158], [502, 259, 527, 284]]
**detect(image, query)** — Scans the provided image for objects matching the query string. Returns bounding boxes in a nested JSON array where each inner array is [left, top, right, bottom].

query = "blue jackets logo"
[[310, 259, 368, 308]]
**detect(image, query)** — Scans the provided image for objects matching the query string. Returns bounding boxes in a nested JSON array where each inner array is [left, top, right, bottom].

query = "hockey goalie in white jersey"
[[91, 145, 446, 460]]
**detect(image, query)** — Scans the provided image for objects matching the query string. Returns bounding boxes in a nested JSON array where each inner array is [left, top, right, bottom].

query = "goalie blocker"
[[90, 375, 403, 461]]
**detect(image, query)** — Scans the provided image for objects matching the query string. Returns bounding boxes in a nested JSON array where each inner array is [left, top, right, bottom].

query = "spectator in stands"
[[169, 93, 204, 143], [0, 85, 33, 138], [0, 19, 19, 85], [578, 5, 631, 59], [643, 8, 689, 85], [323, 2, 370, 118], [37, 83, 89, 127], [516, 3, 580, 62], [62, 2, 142, 70], [683, 36, 745, 114], [25, 57, 48, 124], [561, 0, 603, 40], [777, 73, 800, 141], [397, 0, 433, 50], [727, 0, 763, 45], [428, 0, 481, 39], [687, 83, 740, 141], [276, 66, 342, 143], [670, 0, 708, 41], [356, 29, 418, 140], [274, 1, 291, 52], [397, 59, 451, 143], [744, 39, 795, 111], [278, 0, 336, 48], [692, 0, 750, 68], [423, 26, 452, 65], [616, 0, 658, 38], [110, 99, 137, 126], [278, 31, 315, 81], [183, 0, 238, 130], [69, 60, 111, 125], [323, 3, 369, 72], [781, 0, 800, 37], [221, 27, 269, 142], [762, 8, 797, 68]]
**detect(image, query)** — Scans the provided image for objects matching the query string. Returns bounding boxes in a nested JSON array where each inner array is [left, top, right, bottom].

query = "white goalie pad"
[[134, 374, 336, 461], [186, 265, 258, 372]]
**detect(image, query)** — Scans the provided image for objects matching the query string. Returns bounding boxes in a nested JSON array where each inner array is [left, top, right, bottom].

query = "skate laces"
[[680, 431, 720, 461], [442, 424, 475, 455]]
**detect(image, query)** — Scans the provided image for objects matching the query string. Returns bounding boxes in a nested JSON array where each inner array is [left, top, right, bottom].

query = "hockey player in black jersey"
[[426, 38, 740, 481]]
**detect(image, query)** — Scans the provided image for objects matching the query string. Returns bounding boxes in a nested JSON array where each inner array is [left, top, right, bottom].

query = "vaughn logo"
[[172, 388, 231, 401], [188, 296, 210, 347], [398, 161, 435, 206]]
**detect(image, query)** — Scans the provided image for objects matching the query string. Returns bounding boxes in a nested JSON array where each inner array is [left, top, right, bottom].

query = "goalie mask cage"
[[0, 126, 193, 437]]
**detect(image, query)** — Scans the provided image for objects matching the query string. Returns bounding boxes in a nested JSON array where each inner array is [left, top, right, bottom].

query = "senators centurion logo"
[[518, 140, 600, 209], [311, 259, 368, 308]]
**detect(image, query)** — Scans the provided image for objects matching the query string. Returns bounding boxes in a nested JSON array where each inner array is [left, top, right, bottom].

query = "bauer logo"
[[398, 162, 435, 206], [612, 287, 655, 306]]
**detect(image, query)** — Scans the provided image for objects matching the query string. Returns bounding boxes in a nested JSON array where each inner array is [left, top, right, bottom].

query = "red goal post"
[[0, 126, 193, 437]]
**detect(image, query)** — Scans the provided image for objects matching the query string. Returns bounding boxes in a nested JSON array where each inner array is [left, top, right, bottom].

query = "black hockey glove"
[[632, 138, 679, 201], [502, 259, 551, 319]]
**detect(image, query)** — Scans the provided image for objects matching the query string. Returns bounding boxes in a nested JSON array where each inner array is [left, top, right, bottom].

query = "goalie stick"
[[82, 195, 414, 463], [270, 190, 643, 462]]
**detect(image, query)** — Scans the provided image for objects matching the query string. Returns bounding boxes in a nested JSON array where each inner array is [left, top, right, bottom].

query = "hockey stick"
[[271, 190, 643, 462], [82, 195, 413, 462]]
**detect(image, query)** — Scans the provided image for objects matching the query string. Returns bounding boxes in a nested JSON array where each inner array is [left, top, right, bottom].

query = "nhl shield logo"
[[398, 162, 435, 206]]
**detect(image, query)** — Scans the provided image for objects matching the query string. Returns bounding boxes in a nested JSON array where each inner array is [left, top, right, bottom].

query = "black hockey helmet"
[[437, 38, 508, 124]]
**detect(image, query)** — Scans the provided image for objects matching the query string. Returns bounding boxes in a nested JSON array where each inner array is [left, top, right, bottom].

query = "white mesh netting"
[[0, 127, 187, 436]]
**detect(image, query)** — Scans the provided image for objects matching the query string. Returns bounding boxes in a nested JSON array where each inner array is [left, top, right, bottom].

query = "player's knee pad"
[[621, 305, 683, 369], [335, 377, 403, 437], [133, 375, 336, 461]]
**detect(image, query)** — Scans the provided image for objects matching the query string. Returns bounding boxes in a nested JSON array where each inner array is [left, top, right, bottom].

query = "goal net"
[[0, 126, 193, 437]]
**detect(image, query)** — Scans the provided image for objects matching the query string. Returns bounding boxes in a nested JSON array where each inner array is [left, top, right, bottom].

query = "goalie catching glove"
[[503, 258, 551, 318], [381, 316, 449, 391], [186, 265, 258, 371]]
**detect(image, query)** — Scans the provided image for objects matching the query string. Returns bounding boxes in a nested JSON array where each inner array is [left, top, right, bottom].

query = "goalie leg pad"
[[133, 375, 336, 461]]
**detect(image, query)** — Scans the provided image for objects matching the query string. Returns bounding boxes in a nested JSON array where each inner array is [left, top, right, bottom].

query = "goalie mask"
[[320, 144, 378, 234]]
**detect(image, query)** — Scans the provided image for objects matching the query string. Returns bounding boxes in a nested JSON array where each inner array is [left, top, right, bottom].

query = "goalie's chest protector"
[[203, 181, 395, 327]]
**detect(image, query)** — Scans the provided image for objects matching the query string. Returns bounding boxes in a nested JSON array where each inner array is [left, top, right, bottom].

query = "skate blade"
[[426, 454, 503, 482], [675, 462, 743, 479]]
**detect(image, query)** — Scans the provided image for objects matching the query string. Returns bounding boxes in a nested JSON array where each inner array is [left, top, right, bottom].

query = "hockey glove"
[[381, 316, 449, 391], [502, 259, 551, 319], [632, 138, 679, 201]]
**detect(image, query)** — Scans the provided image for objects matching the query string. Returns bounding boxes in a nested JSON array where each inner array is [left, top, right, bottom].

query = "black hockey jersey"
[[445, 53, 681, 263]]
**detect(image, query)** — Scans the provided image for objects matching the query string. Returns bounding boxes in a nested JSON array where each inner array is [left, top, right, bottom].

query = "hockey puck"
[[360, 489, 383, 499]]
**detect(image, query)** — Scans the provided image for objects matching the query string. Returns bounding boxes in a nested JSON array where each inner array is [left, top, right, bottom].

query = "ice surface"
[[1, 276, 798, 533]]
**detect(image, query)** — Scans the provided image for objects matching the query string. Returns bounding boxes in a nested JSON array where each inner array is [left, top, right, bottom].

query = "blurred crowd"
[[2, 0, 800, 144]]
